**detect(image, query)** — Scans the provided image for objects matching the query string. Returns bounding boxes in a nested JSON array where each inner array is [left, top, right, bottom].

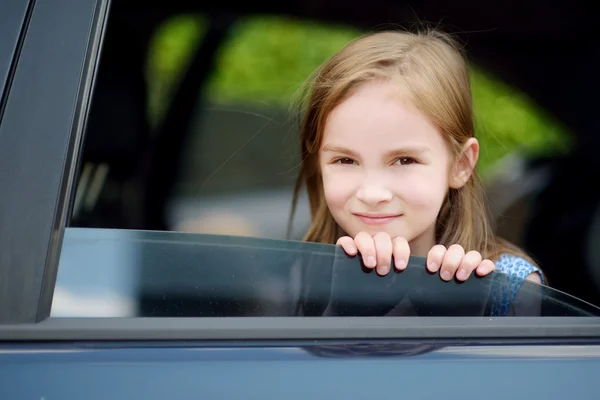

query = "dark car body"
[[2, 343, 600, 400], [2, 1, 600, 399]]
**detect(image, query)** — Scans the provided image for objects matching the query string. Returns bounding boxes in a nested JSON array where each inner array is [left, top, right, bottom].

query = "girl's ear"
[[449, 138, 479, 189]]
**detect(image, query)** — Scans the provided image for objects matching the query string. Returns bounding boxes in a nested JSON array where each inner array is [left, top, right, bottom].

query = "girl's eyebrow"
[[385, 146, 431, 157], [321, 144, 359, 158], [322, 144, 431, 157]]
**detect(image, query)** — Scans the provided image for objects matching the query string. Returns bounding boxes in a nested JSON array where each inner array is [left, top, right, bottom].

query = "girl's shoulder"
[[495, 253, 546, 285]]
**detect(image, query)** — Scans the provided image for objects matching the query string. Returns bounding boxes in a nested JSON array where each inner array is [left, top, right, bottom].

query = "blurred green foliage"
[[146, 15, 206, 128], [146, 15, 571, 175]]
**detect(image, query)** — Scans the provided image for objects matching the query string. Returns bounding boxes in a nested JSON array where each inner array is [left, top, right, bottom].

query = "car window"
[[52, 4, 594, 321], [51, 228, 600, 318]]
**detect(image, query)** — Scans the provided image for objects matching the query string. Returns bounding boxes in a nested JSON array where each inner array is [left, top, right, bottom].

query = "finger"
[[373, 232, 393, 275], [476, 259, 496, 276], [456, 250, 482, 281], [440, 244, 465, 281], [354, 232, 377, 269], [392, 237, 410, 270], [427, 245, 446, 273], [336, 236, 358, 256]]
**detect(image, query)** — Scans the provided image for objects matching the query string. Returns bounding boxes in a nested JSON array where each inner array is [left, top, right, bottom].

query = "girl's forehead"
[[321, 82, 445, 151]]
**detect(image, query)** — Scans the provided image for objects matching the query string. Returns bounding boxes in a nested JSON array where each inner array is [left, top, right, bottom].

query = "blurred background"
[[57, 0, 600, 314]]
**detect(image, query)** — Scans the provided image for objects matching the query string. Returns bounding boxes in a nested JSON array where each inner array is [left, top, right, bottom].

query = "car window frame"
[[0, 0, 31, 114], [1, 0, 600, 342], [0, 0, 109, 323]]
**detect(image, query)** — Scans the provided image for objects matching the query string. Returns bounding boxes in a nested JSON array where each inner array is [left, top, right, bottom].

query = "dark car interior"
[[68, 0, 600, 312]]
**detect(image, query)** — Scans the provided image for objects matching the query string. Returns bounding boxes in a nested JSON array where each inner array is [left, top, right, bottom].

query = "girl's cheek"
[[322, 168, 356, 207], [399, 173, 447, 209]]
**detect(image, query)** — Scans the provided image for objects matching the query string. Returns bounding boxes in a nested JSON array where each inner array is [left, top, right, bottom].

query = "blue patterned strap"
[[490, 254, 545, 316], [495, 253, 545, 284]]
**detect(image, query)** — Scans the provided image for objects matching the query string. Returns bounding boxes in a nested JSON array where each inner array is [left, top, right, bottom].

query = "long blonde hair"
[[289, 29, 535, 263]]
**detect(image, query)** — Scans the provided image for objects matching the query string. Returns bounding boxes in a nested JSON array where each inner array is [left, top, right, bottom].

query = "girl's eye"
[[395, 157, 416, 165], [335, 157, 356, 165]]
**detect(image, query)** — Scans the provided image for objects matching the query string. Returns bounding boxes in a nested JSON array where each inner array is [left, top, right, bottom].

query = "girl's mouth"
[[353, 213, 402, 225]]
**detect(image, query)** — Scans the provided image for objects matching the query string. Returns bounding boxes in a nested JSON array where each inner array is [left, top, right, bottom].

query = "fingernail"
[[457, 269, 468, 280], [367, 256, 376, 267], [428, 261, 437, 271], [396, 259, 406, 270], [441, 271, 452, 281], [379, 266, 390, 275]]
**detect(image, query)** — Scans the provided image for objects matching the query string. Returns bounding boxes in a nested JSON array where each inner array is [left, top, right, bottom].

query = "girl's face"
[[319, 81, 473, 256]]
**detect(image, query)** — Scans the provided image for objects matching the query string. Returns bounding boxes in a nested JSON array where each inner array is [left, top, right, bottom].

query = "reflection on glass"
[[52, 228, 600, 318]]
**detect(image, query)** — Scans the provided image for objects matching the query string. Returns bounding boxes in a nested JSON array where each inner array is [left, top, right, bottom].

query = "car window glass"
[[52, 228, 600, 318]]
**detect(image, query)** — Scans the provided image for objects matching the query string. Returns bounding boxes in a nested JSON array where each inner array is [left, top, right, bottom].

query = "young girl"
[[289, 29, 545, 286]]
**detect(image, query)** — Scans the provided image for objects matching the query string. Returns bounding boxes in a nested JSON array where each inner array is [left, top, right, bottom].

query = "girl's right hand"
[[336, 232, 495, 282], [337, 232, 410, 276]]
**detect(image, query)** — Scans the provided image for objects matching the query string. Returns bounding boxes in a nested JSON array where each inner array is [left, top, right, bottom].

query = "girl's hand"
[[336, 233, 495, 281], [337, 232, 410, 276], [426, 244, 495, 281]]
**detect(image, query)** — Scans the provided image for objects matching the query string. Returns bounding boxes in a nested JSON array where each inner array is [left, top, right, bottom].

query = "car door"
[[2, 3, 600, 400]]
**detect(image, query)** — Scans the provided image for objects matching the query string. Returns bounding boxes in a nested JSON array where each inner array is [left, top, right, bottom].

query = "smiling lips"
[[353, 213, 402, 225]]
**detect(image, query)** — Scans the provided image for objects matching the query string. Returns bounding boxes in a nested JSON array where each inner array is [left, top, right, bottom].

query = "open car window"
[[52, 228, 600, 318]]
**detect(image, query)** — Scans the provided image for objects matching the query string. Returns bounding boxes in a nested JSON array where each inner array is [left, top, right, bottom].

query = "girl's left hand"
[[427, 244, 495, 282]]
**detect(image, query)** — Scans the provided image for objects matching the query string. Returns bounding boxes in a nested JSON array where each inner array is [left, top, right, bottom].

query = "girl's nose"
[[356, 182, 393, 205]]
